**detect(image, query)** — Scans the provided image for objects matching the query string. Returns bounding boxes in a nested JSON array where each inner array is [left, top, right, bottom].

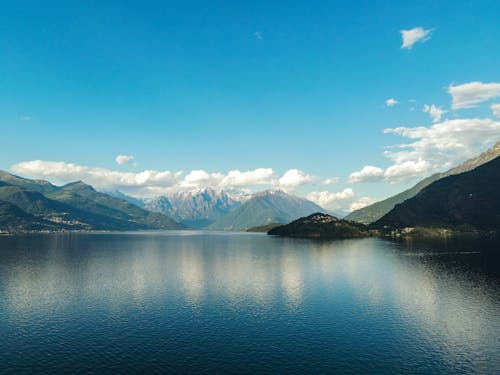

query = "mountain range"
[[267, 155, 500, 238], [127, 188, 328, 230], [0, 171, 182, 232], [0, 171, 330, 233], [346, 141, 500, 224], [143, 188, 241, 228], [3, 141, 499, 234], [374, 156, 500, 231], [207, 190, 327, 231]]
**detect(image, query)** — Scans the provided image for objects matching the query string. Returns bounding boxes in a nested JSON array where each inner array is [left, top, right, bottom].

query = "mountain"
[[0, 171, 182, 232], [346, 141, 500, 224], [268, 213, 370, 239], [144, 188, 241, 228], [208, 190, 327, 231], [0, 170, 58, 195], [374, 156, 500, 231], [106, 190, 146, 208], [0, 200, 67, 232]]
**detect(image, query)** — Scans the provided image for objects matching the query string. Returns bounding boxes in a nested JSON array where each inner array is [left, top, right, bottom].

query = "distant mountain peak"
[[208, 190, 328, 231], [62, 180, 97, 192], [144, 188, 241, 228]]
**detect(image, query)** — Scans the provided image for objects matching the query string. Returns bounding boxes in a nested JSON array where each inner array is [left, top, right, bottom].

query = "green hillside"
[[0, 171, 182, 232], [208, 190, 326, 231]]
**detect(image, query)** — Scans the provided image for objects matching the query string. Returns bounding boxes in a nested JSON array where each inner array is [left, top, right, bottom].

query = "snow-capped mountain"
[[144, 188, 241, 228], [208, 189, 328, 231]]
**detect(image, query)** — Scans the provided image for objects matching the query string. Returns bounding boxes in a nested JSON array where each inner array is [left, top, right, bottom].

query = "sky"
[[1, 1, 500, 212]]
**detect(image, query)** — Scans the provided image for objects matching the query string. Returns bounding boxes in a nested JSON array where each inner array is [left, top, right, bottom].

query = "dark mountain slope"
[[0, 200, 66, 232], [346, 141, 500, 224], [374, 156, 500, 230], [268, 213, 370, 239]]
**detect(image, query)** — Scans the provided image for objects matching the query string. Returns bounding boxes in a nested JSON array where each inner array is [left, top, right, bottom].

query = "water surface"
[[0, 232, 498, 373]]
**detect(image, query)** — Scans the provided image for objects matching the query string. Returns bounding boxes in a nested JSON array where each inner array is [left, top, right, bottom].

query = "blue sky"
[[1, 1, 500, 211]]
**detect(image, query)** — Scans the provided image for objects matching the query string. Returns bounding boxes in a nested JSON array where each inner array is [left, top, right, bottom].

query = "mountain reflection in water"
[[0, 232, 498, 374]]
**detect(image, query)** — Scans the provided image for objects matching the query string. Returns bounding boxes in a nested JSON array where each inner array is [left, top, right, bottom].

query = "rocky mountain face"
[[346, 141, 500, 224], [0, 171, 182, 232], [374, 156, 500, 231], [208, 190, 327, 231], [144, 188, 241, 228], [268, 212, 370, 239]]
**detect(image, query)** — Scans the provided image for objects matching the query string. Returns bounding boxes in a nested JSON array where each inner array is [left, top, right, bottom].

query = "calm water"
[[0, 232, 499, 374]]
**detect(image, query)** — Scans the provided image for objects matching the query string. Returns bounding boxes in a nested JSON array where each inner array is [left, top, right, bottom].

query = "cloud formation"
[[400, 27, 432, 49], [349, 197, 378, 212], [386, 98, 398, 107], [10, 160, 319, 198], [278, 169, 314, 188], [349, 166, 384, 183], [448, 82, 500, 109], [492, 103, 500, 118], [349, 118, 500, 183], [307, 189, 376, 213], [322, 177, 340, 185], [307, 189, 354, 209], [423, 104, 447, 123], [115, 154, 135, 165], [221, 168, 275, 188]]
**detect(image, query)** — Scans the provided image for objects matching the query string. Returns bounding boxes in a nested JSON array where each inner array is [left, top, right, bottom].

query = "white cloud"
[[348, 166, 385, 183], [492, 103, 500, 118], [307, 189, 377, 213], [254, 31, 263, 40], [181, 170, 224, 189], [11, 160, 179, 196], [400, 27, 432, 49], [10, 161, 284, 197], [322, 177, 340, 185], [350, 118, 500, 184], [386, 98, 399, 107], [220, 168, 275, 188], [349, 197, 378, 212], [383, 160, 430, 182], [115, 154, 134, 165], [278, 169, 313, 189], [384, 118, 500, 174], [423, 104, 447, 123], [448, 82, 500, 109], [307, 189, 355, 208]]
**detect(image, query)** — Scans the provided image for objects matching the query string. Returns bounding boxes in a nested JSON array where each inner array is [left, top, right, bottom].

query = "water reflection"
[[0, 232, 498, 373]]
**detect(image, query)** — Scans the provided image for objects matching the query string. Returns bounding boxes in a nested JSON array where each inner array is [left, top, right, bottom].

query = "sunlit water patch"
[[0, 232, 498, 373]]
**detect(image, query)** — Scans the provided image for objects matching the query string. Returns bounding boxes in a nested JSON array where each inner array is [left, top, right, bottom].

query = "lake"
[[0, 232, 498, 374]]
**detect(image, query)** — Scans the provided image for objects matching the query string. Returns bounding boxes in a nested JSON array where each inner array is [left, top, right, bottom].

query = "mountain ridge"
[[144, 187, 241, 228], [0, 171, 182, 232], [208, 190, 328, 231], [346, 141, 500, 224], [373, 156, 500, 231]]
